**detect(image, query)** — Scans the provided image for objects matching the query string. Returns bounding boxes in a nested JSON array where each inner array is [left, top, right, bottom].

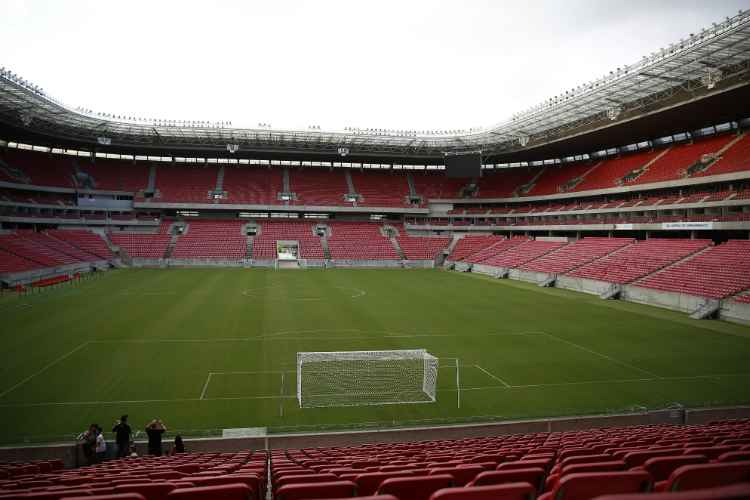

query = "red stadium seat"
[[429, 482, 537, 500], [428, 465, 484, 486], [663, 461, 750, 492], [275, 480, 357, 500], [468, 468, 546, 492], [537, 471, 651, 500], [376, 474, 454, 500], [113, 482, 176, 500], [593, 482, 750, 499], [166, 483, 253, 500]]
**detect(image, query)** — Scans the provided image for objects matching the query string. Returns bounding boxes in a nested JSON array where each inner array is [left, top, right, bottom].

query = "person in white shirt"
[[95, 425, 107, 462]]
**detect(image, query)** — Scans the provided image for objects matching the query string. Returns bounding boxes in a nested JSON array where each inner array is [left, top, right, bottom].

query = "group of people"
[[79, 415, 185, 464]]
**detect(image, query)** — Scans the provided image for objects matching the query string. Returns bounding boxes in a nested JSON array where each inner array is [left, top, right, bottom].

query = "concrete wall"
[[622, 285, 708, 314], [555, 275, 612, 296], [720, 300, 750, 325]]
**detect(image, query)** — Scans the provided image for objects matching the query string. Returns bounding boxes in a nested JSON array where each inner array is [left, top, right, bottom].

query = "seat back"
[[166, 483, 253, 500], [468, 468, 545, 492], [64, 495, 146, 500], [622, 449, 683, 468], [377, 474, 454, 500], [428, 465, 484, 486], [561, 460, 626, 476], [551, 471, 651, 500], [355, 471, 414, 495], [643, 455, 707, 482], [666, 461, 750, 492], [717, 451, 750, 463], [274, 480, 356, 500], [591, 481, 750, 499], [275, 473, 338, 488], [429, 482, 536, 500], [113, 482, 176, 500]]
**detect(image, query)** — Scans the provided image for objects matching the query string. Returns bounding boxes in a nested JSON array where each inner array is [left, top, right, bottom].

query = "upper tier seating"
[[480, 239, 568, 268], [412, 172, 471, 200], [520, 237, 635, 274], [568, 238, 712, 284], [1, 149, 74, 187], [695, 134, 750, 177], [447, 235, 506, 262], [154, 166, 217, 202], [477, 168, 538, 198], [72, 161, 150, 192], [47, 230, 114, 260], [109, 222, 171, 259], [172, 220, 247, 260], [524, 163, 595, 196], [0, 188, 75, 205], [221, 167, 282, 205], [574, 150, 662, 191], [290, 168, 349, 206], [636, 240, 750, 299], [637, 135, 735, 184], [351, 171, 411, 207], [253, 220, 324, 259], [327, 222, 400, 260]]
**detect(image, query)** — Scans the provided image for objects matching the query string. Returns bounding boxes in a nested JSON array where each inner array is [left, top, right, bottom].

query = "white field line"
[[87, 331, 546, 344], [199, 373, 213, 400], [0, 342, 90, 399], [474, 364, 511, 388], [4, 373, 749, 409], [540, 332, 662, 379]]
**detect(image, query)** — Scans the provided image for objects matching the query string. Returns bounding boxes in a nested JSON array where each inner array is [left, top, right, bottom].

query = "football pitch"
[[1, 268, 750, 446]]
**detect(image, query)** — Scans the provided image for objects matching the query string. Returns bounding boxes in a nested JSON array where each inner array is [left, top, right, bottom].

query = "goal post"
[[297, 349, 439, 408]]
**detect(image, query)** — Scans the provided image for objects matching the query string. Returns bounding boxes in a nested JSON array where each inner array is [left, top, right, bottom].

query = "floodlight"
[[338, 147, 350, 157], [226, 144, 239, 154], [97, 136, 112, 146]]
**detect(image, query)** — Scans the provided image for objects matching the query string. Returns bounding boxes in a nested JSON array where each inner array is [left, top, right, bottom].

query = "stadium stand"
[[519, 237, 635, 274], [412, 172, 470, 200], [71, 161, 150, 192], [464, 237, 528, 264], [694, 133, 750, 177], [171, 220, 247, 260], [109, 222, 172, 259], [290, 168, 349, 206], [153, 166, 217, 203], [480, 239, 568, 268], [253, 220, 324, 259], [567, 239, 712, 284], [636, 240, 750, 298], [350, 171, 411, 207], [221, 166, 282, 205], [327, 221, 400, 260], [447, 235, 506, 262], [636, 135, 735, 184], [574, 150, 662, 191], [1, 149, 73, 187], [393, 225, 451, 260], [48, 229, 113, 259]]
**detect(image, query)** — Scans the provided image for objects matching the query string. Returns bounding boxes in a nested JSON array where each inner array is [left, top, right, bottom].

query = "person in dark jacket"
[[112, 415, 132, 458], [170, 434, 185, 455], [145, 419, 167, 456]]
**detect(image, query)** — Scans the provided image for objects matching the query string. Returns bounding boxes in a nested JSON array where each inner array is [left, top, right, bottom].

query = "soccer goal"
[[297, 349, 439, 408]]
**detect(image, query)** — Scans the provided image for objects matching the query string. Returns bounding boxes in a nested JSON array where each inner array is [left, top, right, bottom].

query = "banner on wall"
[[661, 222, 714, 230]]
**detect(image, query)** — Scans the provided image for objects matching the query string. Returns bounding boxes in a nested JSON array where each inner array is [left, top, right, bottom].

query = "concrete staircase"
[[690, 299, 721, 320], [282, 168, 291, 193], [406, 172, 417, 198], [344, 170, 359, 205], [513, 168, 547, 196], [246, 235, 254, 259], [146, 165, 157, 192], [216, 166, 225, 191], [163, 233, 180, 259], [321, 236, 331, 260], [390, 237, 406, 260]]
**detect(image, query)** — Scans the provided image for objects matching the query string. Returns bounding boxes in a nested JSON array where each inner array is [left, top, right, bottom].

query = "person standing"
[[95, 425, 107, 462], [145, 419, 167, 456], [77, 424, 97, 465], [112, 415, 132, 458], [170, 435, 185, 455]]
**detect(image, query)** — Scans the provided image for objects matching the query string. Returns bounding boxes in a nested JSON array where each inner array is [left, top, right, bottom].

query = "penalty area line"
[[474, 364, 511, 388], [199, 373, 213, 400], [0, 342, 90, 399]]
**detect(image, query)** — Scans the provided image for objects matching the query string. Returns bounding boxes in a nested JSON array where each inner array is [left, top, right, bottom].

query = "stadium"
[[1, 2, 750, 499]]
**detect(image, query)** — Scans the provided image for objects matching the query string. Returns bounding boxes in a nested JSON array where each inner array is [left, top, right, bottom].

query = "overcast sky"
[[1, 0, 747, 131]]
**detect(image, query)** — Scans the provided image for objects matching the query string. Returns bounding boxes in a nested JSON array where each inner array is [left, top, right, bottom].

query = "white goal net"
[[297, 349, 439, 408]]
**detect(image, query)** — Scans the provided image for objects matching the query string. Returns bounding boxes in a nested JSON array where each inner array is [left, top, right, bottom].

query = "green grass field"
[[1, 268, 750, 446]]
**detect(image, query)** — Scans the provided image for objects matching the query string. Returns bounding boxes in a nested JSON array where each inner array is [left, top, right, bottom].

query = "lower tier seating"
[[567, 239, 712, 284], [520, 237, 635, 274], [636, 240, 750, 299], [327, 222, 400, 260], [172, 220, 247, 260], [447, 235, 506, 262], [480, 239, 568, 268], [253, 220, 325, 259]]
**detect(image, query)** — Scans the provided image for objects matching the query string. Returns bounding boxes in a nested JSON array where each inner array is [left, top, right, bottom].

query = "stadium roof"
[[1, 10, 749, 163]]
